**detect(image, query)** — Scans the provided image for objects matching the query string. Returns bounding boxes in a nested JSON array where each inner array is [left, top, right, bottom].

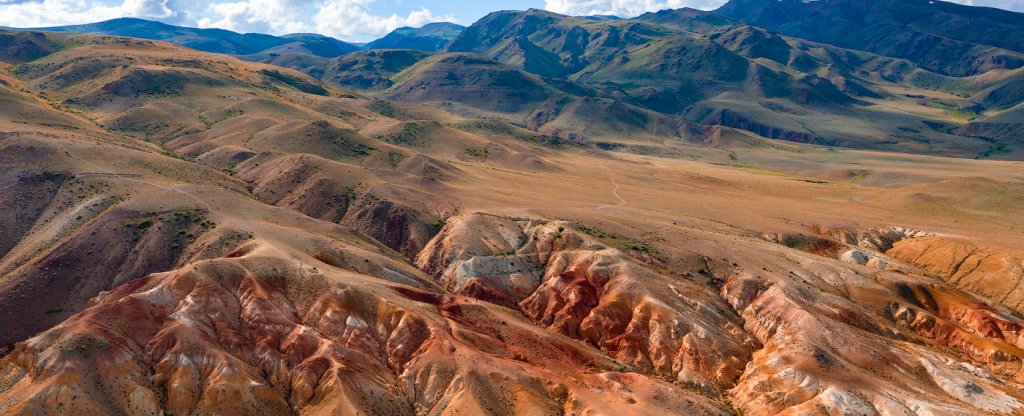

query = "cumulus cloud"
[[194, 0, 312, 35], [123, 0, 173, 17], [0, 0, 174, 28], [314, 1, 454, 39], [0, 0, 453, 40]]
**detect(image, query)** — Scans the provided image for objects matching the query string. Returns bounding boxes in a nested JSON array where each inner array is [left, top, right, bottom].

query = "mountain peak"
[[364, 22, 465, 52]]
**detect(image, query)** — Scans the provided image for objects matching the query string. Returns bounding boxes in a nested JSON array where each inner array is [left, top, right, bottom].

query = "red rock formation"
[[417, 214, 757, 393], [0, 237, 729, 415]]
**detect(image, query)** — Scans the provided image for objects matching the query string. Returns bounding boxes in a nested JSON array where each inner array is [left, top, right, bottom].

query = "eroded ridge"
[[417, 214, 757, 393], [0, 236, 728, 415]]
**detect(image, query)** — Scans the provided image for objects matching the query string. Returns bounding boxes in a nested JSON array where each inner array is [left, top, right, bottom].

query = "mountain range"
[[26, 17, 466, 55], [20, 2, 1024, 158], [24, 18, 362, 56], [29, 0, 1010, 158], [300, 0, 1022, 159], [1, 1, 1024, 415]]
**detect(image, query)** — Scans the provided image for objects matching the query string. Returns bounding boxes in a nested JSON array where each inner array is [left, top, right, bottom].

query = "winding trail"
[[597, 165, 627, 210]]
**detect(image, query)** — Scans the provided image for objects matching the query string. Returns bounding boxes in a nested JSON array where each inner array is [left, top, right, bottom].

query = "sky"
[[0, 0, 1021, 42]]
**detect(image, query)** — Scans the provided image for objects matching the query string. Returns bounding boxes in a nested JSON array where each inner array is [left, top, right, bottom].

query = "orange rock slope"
[[0, 232, 729, 415]]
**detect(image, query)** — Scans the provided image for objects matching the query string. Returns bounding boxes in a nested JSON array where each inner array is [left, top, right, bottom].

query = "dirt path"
[[597, 165, 627, 209]]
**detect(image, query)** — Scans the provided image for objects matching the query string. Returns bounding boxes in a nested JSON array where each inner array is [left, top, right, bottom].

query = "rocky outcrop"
[[417, 213, 756, 393], [814, 225, 936, 252], [0, 238, 729, 416], [234, 153, 443, 259], [818, 225, 1024, 314], [838, 248, 889, 269], [763, 232, 847, 257], [722, 257, 1024, 416], [888, 236, 1024, 311]]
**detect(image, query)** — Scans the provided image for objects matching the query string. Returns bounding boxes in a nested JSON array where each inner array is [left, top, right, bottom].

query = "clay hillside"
[[0, 0, 1024, 415]]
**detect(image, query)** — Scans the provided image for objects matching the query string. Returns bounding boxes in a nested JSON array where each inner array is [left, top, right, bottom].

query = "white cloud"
[[195, 0, 310, 35], [314, 1, 454, 39], [123, 0, 173, 17], [0, 0, 175, 28]]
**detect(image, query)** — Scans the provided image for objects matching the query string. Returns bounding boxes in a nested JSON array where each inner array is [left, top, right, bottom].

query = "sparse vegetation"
[[382, 123, 427, 147], [432, 217, 446, 229], [463, 146, 489, 159], [259, 69, 329, 96], [576, 223, 659, 258], [978, 142, 1011, 159], [160, 149, 192, 161], [388, 151, 407, 167]]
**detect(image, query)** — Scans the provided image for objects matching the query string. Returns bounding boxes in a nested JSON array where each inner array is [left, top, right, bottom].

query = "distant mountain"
[[276, 33, 361, 56], [24, 18, 359, 57], [426, 7, 1020, 154], [234, 33, 361, 77], [365, 22, 465, 51], [322, 49, 431, 90], [713, 0, 1024, 76], [445, 8, 863, 111], [16, 4, 1023, 158]]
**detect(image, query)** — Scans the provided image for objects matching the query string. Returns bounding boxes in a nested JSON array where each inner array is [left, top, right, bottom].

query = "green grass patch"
[[464, 147, 489, 159]]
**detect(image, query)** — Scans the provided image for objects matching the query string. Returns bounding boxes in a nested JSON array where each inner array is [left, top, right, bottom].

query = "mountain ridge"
[[20, 17, 361, 57], [364, 22, 465, 52], [713, 0, 1024, 76]]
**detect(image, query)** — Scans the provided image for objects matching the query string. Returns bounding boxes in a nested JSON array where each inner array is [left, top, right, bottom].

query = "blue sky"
[[0, 0, 1021, 42]]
